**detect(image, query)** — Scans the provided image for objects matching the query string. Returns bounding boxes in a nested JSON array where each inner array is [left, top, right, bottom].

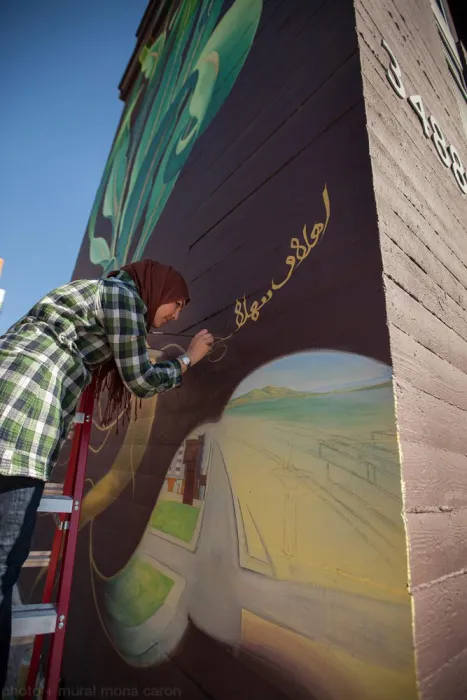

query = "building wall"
[[58, 1, 418, 698], [355, 2, 467, 698]]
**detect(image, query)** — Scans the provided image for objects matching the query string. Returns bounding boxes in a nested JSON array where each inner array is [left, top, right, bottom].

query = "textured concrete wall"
[[355, 1, 467, 697]]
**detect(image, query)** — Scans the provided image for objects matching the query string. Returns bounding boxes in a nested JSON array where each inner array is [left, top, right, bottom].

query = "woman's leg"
[[0, 474, 44, 691]]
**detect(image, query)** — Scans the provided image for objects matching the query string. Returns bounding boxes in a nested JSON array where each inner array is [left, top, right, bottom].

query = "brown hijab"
[[94, 259, 190, 427]]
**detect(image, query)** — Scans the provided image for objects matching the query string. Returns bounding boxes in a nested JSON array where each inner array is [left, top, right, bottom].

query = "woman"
[[0, 258, 213, 688]]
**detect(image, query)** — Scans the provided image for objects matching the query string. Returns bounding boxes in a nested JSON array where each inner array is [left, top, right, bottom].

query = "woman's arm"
[[99, 280, 182, 398]]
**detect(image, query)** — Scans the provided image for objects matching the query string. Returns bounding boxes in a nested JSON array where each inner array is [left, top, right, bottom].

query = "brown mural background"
[[23, 1, 418, 698]]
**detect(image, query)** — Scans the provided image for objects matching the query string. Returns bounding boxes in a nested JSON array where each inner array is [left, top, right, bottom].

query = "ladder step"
[[11, 604, 57, 638], [38, 495, 73, 513], [24, 550, 52, 568]]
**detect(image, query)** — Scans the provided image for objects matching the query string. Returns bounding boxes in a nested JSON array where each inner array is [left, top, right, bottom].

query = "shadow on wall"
[[170, 616, 325, 700], [61, 617, 323, 700]]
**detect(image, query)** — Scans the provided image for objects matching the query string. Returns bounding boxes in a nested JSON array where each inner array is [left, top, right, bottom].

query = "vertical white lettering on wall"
[[381, 38, 467, 194]]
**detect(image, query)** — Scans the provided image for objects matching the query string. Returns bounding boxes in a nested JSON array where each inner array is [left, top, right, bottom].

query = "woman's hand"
[[186, 329, 214, 365]]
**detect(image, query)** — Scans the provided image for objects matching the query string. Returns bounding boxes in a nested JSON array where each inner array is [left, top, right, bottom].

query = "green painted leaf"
[[117, 74, 197, 263], [86, 76, 141, 265], [196, 0, 263, 136], [89, 237, 111, 266], [139, 32, 166, 81], [102, 127, 129, 222]]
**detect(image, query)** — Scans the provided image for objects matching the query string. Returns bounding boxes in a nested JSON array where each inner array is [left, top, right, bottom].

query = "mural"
[[23, 0, 419, 698], [91, 352, 416, 700]]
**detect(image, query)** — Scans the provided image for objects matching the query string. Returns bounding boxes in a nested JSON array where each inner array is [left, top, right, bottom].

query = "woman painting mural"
[[0, 259, 213, 688]]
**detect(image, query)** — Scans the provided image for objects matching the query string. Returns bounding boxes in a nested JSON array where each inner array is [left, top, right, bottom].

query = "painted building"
[[165, 441, 186, 495], [164, 434, 206, 501], [23, 1, 466, 699]]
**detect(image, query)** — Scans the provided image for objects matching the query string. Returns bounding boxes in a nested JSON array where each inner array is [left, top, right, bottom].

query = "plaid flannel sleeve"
[[99, 281, 182, 398]]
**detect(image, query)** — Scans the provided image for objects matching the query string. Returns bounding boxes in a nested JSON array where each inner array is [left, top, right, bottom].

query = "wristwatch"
[[178, 353, 191, 368]]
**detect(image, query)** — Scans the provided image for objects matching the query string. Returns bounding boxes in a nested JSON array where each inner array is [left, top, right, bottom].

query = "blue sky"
[[231, 351, 392, 398], [0, 0, 147, 334]]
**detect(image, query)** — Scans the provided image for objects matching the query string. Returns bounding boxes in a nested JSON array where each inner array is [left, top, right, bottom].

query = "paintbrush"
[[149, 331, 223, 341], [149, 331, 195, 338]]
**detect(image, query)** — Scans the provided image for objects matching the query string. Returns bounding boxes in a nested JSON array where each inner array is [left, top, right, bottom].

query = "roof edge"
[[117, 0, 169, 102]]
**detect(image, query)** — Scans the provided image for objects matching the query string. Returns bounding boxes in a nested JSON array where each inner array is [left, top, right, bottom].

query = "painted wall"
[[33, 1, 419, 698], [354, 1, 467, 698]]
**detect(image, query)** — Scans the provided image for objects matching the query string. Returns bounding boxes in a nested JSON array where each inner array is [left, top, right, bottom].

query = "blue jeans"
[[0, 475, 44, 691]]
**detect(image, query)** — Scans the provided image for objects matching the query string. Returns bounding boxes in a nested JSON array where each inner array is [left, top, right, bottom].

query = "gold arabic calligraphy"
[[234, 184, 330, 331]]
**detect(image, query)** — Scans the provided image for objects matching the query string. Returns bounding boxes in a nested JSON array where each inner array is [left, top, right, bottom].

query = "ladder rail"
[[25, 379, 96, 698], [44, 381, 95, 698], [25, 425, 82, 696]]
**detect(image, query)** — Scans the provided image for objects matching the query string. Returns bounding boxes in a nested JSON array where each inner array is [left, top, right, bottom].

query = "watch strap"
[[178, 353, 191, 367]]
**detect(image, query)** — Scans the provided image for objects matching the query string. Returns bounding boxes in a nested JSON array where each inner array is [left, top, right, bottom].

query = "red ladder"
[[11, 380, 96, 698]]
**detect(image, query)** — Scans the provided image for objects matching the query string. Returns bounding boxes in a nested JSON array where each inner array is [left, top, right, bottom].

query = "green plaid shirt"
[[0, 271, 181, 481]]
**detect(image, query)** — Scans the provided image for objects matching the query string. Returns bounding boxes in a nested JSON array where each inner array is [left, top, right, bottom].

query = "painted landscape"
[[222, 376, 404, 592], [93, 352, 416, 700]]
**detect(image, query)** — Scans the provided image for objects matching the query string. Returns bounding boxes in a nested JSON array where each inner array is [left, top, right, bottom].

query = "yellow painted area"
[[79, 347, 163, 530], [241, 610, 417, 700], [79, 393, 158, 530], [214, 415, 409, 604], [238, 499, 270, 566]]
